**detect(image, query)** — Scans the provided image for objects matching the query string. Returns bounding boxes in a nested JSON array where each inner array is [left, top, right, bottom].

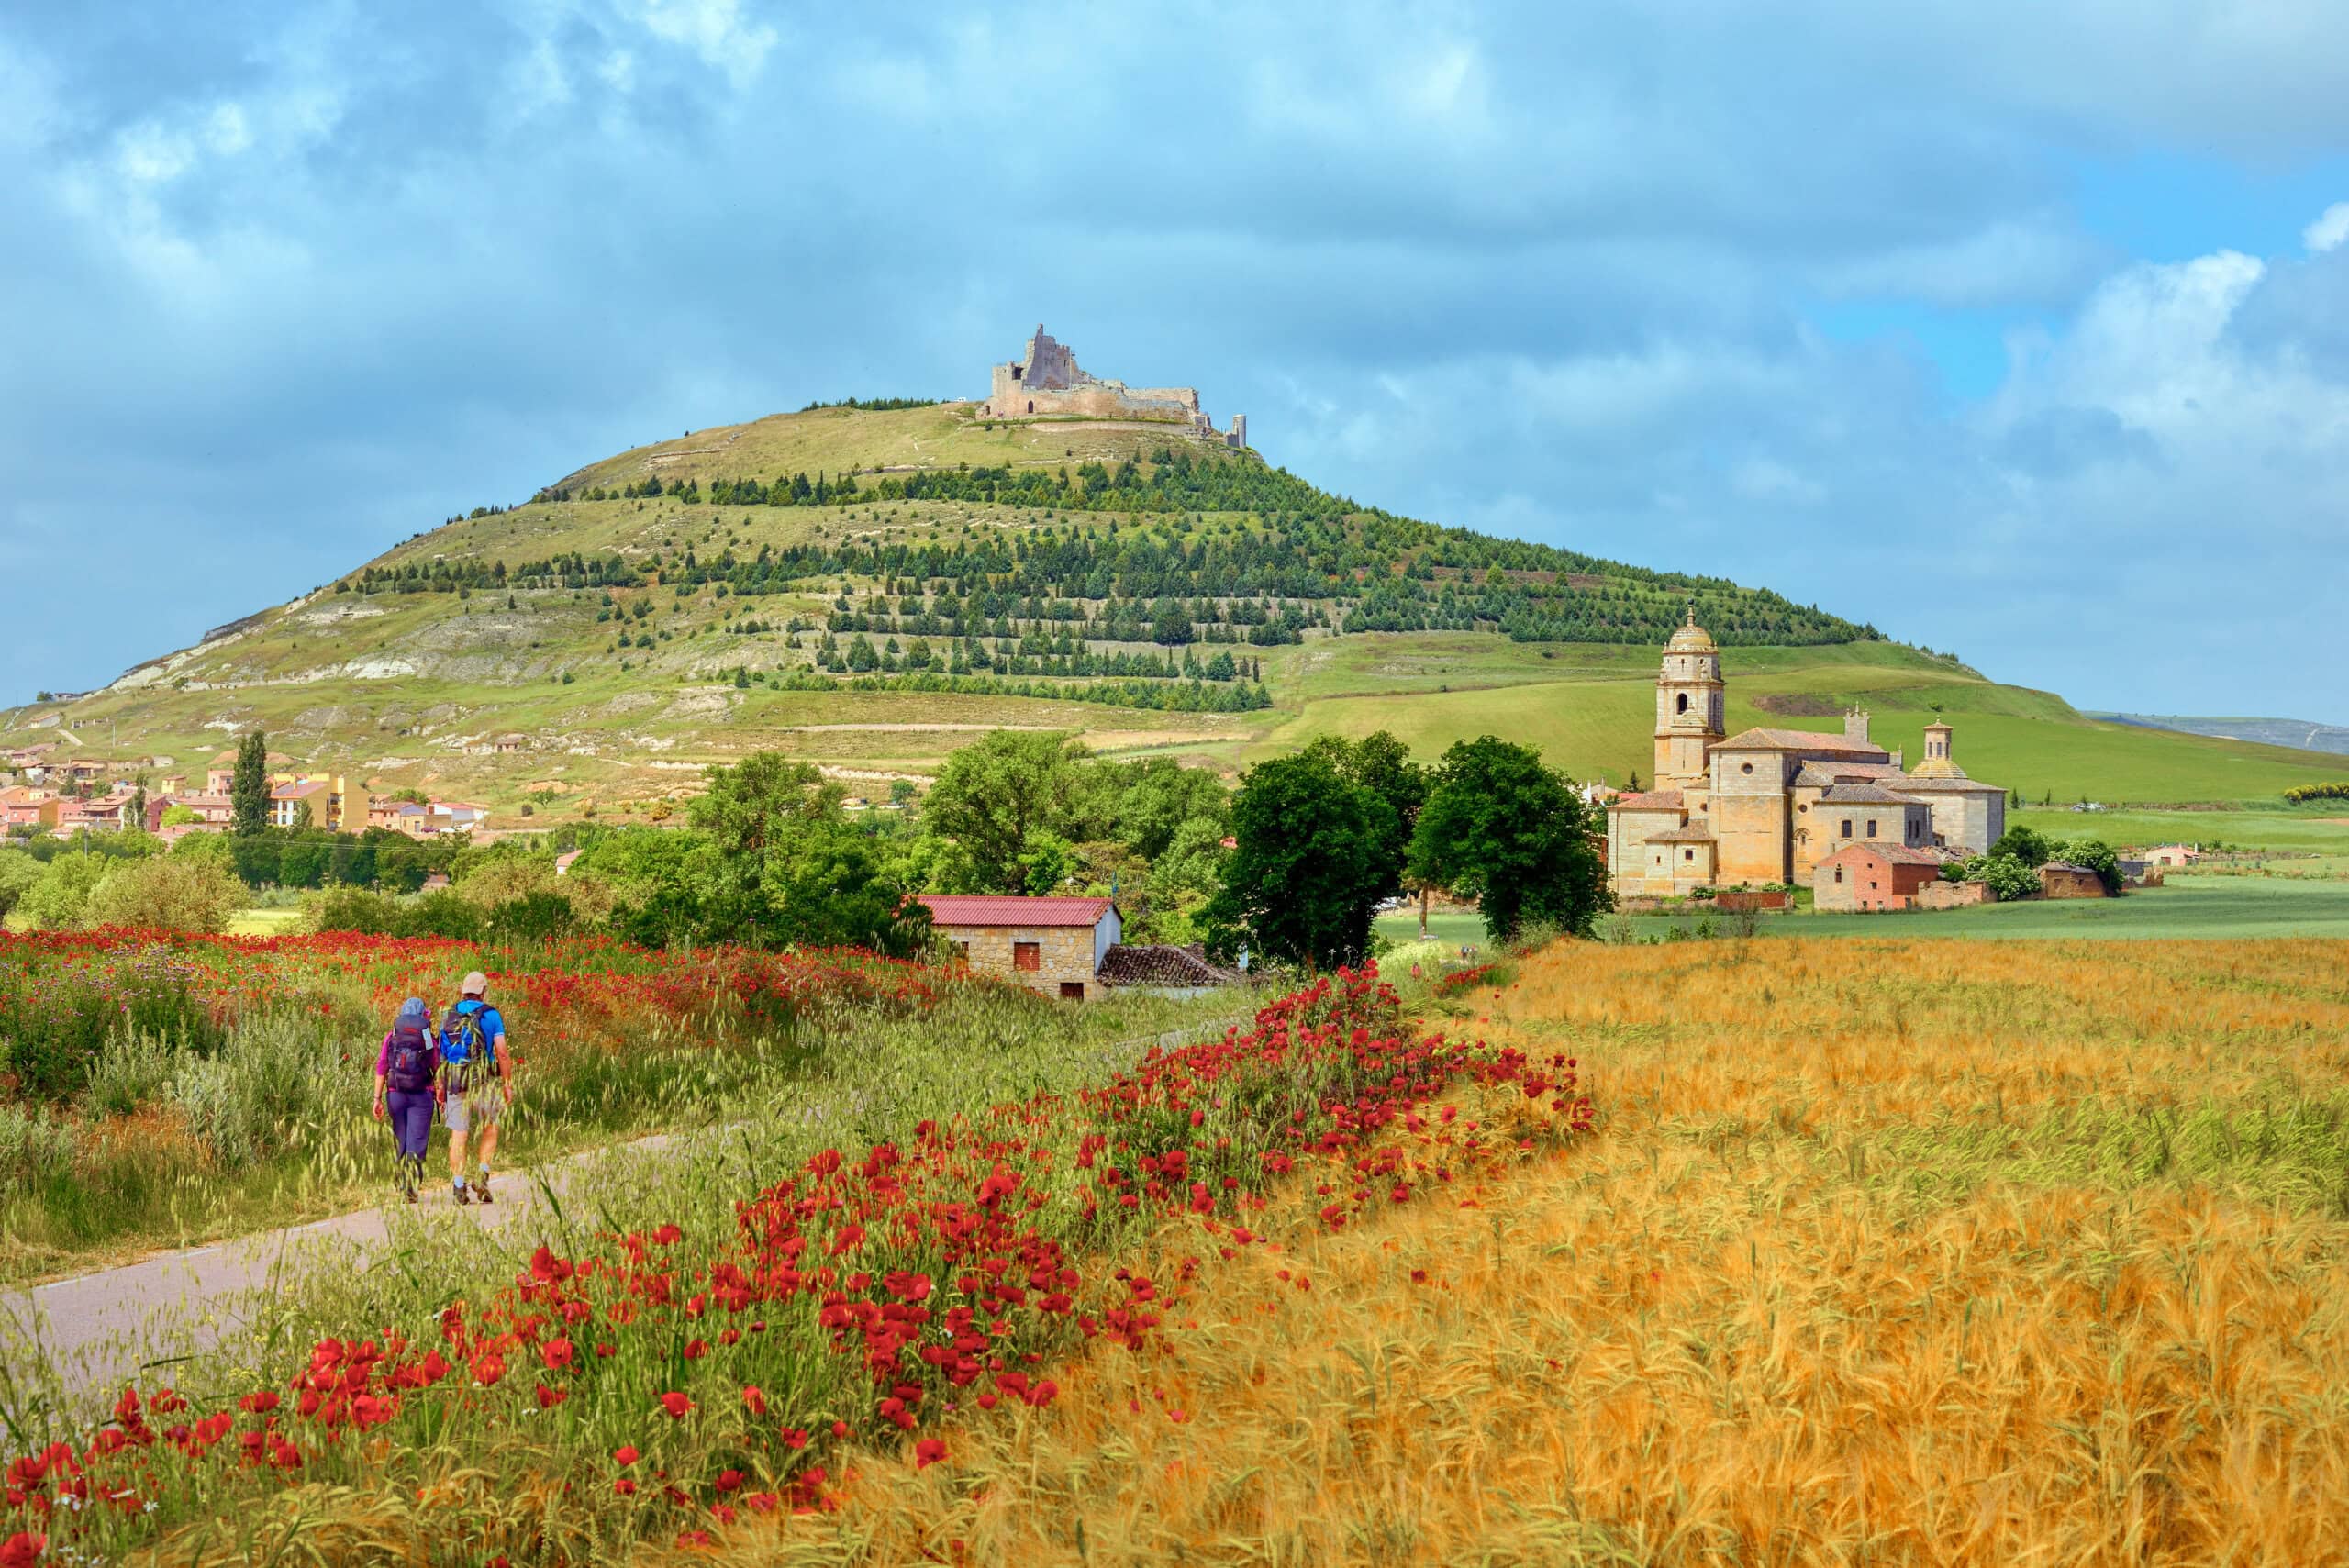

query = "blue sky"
[[4, 1, 2346, 722]]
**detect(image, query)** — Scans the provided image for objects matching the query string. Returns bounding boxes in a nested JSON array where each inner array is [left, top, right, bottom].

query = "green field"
[[1644, 877, 2349, 940], [1260, 636, 2348, 802]]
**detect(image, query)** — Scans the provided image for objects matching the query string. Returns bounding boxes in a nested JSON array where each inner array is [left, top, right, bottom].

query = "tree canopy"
[[1407, 736, 1609, 941]]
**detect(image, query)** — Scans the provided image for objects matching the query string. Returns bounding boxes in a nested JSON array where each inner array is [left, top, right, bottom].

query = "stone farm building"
[[1814, 842, 1951, 912], [981, 326, 1247, 450], [1607, 612, 2009, 897], [918, 895, 1247, 1001], [921, 895, 1123, 1001]]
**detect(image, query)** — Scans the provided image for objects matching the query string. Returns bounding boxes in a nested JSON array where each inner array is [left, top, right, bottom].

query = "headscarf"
[[395, 996, 429, 1029]]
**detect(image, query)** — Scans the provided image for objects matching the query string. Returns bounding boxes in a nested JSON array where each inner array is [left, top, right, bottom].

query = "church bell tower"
[[1653, 606, 1725, 794]]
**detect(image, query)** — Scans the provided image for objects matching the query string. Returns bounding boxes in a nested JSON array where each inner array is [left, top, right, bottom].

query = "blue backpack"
[[440, 1002, 494, 1089]]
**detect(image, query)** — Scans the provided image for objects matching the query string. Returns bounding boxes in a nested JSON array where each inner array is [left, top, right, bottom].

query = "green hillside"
[[5, 400, 2341, 822]]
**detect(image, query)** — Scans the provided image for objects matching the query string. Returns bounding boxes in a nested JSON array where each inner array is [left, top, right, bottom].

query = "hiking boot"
[[405, 1186, 418, 1205], [474, 1177, 494, 1205], [454, 1183, 472, 1206]]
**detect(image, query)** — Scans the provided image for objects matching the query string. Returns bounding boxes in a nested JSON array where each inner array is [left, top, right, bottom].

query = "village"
[[0, 743, 488, 844]]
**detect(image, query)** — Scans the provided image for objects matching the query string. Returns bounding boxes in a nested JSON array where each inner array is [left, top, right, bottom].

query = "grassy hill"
[[6, 400, 2343, 823]]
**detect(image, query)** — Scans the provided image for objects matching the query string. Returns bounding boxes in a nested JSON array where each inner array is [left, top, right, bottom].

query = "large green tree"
[[1204, 751, 1397, 971], [685, 752, 930, 955], [924, 731, 1088, 895], [1299, 730, 1428, 901], [230, 732, 271, 836], [1407, 735, 1609, 942]]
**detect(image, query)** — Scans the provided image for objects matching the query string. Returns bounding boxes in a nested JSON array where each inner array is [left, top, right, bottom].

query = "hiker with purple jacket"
[[372, 996, 440, 1203]]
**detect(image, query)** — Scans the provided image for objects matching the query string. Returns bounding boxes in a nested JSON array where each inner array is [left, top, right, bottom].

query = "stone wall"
[[1915, 880, 1990, 910], [1710, 754, 1792, 884], [938, 922, 1104, 999]]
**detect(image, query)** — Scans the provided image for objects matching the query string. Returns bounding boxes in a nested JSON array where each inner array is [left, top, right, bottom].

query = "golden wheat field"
[[702, 937, 2349, 1567]]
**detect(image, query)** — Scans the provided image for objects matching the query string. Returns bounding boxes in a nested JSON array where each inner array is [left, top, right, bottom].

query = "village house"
[[266, 775, 373, 832], [920, 895, 1121, 1000], [206, 748, 297, 795], [1813, 842, 1952, 912], [145, 792, 234, 833], [2143, 843, 2200, 869]]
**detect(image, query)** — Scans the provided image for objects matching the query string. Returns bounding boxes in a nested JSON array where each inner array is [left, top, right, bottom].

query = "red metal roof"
[[919, 895, 1116, 929]]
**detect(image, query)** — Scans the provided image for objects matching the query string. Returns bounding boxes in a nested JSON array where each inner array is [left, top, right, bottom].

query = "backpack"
[[440, 1002, 493, 1090], [385, 1022, 432, 1094]]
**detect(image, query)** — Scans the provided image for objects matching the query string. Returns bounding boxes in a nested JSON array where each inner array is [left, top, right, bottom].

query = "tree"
[[2054, 838, 2122, 893], [1407, 736, 1610, 942], [15, 853, 111, 929], [160, 804, 201, 828], [230, 732, 271, 836], [926, 731, 1088, 895], [1989, 825, 2053, 868], [84, 855, 244, 933], [1203, 751, 1396, 971], [685, 752, 930, 953], [1979, 855, 2039, 901], [1300, 730, 1428, 901], [0, 848, 41, 925]]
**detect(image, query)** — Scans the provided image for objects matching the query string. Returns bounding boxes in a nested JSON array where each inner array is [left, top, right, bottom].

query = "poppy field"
[[0, 951, 1587, 1565], [0, 930, 1226, 1282]]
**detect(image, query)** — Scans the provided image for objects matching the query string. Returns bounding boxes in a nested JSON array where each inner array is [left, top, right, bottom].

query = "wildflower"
[[660, 1392, 693, 1419], [782, 1427, 809, 1449], [914, 1438, 946, 1469], [539, 1338, 575, 1372], [615, 1445, 640, 1466], [742, 1385, 767, 1417]]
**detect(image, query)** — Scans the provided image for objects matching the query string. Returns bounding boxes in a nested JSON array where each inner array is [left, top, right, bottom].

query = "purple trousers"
[[385, 1089, 435, 1161]]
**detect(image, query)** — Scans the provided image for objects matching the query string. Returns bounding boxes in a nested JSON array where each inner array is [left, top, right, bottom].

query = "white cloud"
[[116, 123, 195, 183], [625, 0, 777, 87], [205, 103, 252, 156], [2306, 201, 2349, 254]]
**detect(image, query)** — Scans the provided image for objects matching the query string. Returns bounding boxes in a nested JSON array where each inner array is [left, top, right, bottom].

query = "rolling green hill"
[[6, 400, 2342, 823]]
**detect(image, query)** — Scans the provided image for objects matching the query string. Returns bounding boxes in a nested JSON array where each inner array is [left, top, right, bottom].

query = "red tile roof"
[[919, 895, 1116, 929], [1713, 727, 1889, 757], [1820, 842, 1950, 867], [1609, 790, 1685, 810]]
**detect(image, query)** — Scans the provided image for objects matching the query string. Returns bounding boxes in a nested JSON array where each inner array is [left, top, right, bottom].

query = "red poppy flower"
[[539, 1338, 575, 1372], [742, 1385, 767, 1417], [615, 1445, 640, 1467], [659, 1391, 693, 1419], [914, 1438, 946, 1469], [782, 1427, 809, 1449]]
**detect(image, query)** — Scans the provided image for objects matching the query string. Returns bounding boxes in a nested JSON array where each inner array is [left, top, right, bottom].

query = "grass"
[[727, 936, 2349, 1565], [1643, 876, 2349, 940], [1258, 635, 2349, 801], [0, 936, 1244, 1287]]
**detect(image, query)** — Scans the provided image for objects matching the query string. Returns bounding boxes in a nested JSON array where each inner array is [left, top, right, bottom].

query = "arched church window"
[[1675, 694, 1688, 714], [1027, 401, 1034, 414]]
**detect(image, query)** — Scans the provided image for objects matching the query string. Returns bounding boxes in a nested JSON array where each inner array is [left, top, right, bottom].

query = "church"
[[1605, 614, 2008, 896]]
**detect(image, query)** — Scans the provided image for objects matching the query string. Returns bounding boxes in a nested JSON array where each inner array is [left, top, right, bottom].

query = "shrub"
[[166, 1011, 349, 1170], [14, 852, 110, 930], [0, 1103, 73, 1190], [83, 854, 245, 933], [1980, 854, 2040, 901], [302, 885, 406, 935]]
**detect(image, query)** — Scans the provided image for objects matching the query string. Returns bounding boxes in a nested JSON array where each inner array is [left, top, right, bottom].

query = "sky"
[[3, 1, 2345, 722]]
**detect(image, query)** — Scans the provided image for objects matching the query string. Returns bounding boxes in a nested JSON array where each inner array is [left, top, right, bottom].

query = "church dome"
[[1665, 609, 1716, 653]]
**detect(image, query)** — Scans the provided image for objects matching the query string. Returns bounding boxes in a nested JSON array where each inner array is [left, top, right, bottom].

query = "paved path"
[[0, 1127, 707, 1421], [0, 1014, 1251, 1422]]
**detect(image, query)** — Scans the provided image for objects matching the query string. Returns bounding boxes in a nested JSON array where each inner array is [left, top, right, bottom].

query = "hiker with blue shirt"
[[372, 996, 440, 1203], [440, 970, 512, 1206]]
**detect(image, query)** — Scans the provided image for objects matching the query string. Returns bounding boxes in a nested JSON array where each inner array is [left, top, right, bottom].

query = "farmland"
[[0, 932, 2343, 1562], [752, 937, 2349, 1565]]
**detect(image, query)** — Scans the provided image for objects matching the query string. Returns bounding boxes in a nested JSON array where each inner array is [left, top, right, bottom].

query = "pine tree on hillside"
[[231, 732, 270, 836]]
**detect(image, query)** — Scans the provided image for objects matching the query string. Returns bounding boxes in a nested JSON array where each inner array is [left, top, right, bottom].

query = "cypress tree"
[[231, 732, 271, 836]]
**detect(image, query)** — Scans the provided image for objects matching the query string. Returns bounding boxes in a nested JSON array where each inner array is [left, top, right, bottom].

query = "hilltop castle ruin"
[[983, 325, 1247, 450]]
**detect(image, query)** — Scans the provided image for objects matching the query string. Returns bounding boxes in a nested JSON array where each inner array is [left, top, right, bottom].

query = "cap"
[[461, 971, 488, 996]]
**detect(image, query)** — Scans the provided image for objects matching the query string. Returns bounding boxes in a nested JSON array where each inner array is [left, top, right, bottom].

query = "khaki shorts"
[[443, 1082, 506, 1134]]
